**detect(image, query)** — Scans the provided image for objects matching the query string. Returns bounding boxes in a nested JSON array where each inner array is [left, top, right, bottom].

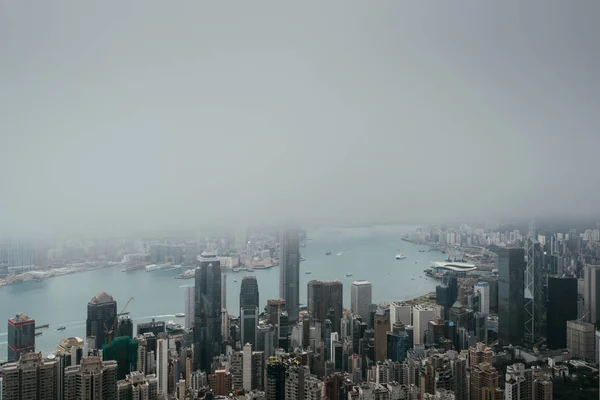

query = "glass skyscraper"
[[497, 247, 525, 345]]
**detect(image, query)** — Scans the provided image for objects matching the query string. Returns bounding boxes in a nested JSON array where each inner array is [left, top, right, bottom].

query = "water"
[[0, 225, 444, 359]]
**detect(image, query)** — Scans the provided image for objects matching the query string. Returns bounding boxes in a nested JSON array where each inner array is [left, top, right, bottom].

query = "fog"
[[1, 1, 599, 235]]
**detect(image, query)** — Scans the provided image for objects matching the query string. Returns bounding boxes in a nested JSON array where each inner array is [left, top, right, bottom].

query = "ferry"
[[345, 273, 353, 277], [175, 313, 185, 318], [305, 271, 312, 274], [325, 250, 332, 255], [57, 326, 66, 331], [396, 253, 407, 260], [35, 324, 49, 330]]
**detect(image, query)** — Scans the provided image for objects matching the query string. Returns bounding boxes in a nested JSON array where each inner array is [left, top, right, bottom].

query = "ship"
[[175, 313, 185, 318], [395, 253, 407, 260], [345, 273, 353, 277], [35, 332, 42, 336], [232, 268, 240, 272], [35, 324, 49, 330], [305, 271, 312, 274], [57, 326, 66, 331], [145, 264, 171, 272], [247, 267, 254, 272], [166, 321, 184, 334], [175, 269, 196, 279], [325, 250, 332, 255]]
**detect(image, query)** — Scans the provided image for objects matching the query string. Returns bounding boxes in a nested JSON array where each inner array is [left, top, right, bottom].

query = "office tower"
[[479, 276, 499, 313], [567, 319, 596, 361], [583, 264, 600, 326], [157, 337, 169, 394], [241, 306, 258, 348], [470, 362, 498, 400], [63, 356, 117, 400], [116, 371, 158, 399], [86, 292, 118, 350], [194, 251, 222, 372], [469, 343, 493, 367], [266, 358, 287, 400], [524, 238, 543, 343], [117, 314, 134, 338], [279, 228, 300, 323], [307, 280, 343, 334], [504, 363, 532, 400], [474, 312, 487, 343], [242, 343, 252, 391], [436, 275, 458, 320], [185, 286, 194, 330], [7, 313, 35, 362], [221, 272, 227, 311], [137, 319, 166, 336], [284, 366, 323, 400], [240, 276, 260, 309], [351, 281, 372, 322], [257, 324, 276, 357], [1, 352, 57, 399], [386, 322, 411, 362], [412, 305, 435, 345], [267, 298, 286, 326], [547, 275, 578, 349], [497, 247, 525, 345], [373, 308, 389, 362], [474, 282, 490, 315], [389, 302, 411, 326], [533, 378, 553, 400], [208, 369, 233, 395]]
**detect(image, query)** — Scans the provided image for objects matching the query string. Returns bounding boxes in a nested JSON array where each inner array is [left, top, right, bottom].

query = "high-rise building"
[[257, 324, 276, 357], [243, 343, 252, 391], [567, 319, 596, 361], [1, 352, 57, 400], [478, 276, 499, 313], [63, 356, 117, 400], [102, 336, 139, 380], [413, 305, 435, 345], [157, 337, 170, 394], [86, 292, 118, 350], [7, 313, 35, 362], [208, 369, 233, 396], [194, 251, 222, 372], [137, 319, 165, 337], [533, 378, 553, 400], [524, 238, 543, 343], [436, 275, 458, 320], [185, 286, 195, 330], [547, 275, 578, 349], [266, 357, 287, 400], [583, 264, 600, 327], [279, 229, 301, 323], [497, 247, 525, 345], [351, 281, 372, 322], [389, 302, 411, 326], [470, 362, 499, 400], [117, 314, 133, 339], [469, 343, 493, 367], [386, 322, 411, 362], [481, 387, 504, 400], [241, 306, 259, 348], [116, 371, 158, 399], [240, 276, 260, 309], [373, 308, 389, 362], [284, 365, 323, 400], [474, 282, 490, 315], [307, 280, 343, 334], [504, 363, 532, 400]]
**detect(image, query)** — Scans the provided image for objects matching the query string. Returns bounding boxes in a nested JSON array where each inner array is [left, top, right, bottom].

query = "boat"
[[345, 273, 353, 277], [175, 269, 196, 279], [396, 253, 407, 260], [35, 332, 42, 336], [57, 326, 66, 331], [166, 321, 184, 333], [414, 261, 418, 264], [247, 267, 254, 272], [232, 268, 240, 272], [325, 250, 332, 255], [419, 249, 425, 252], [35, 324, 49, 330], [300, 257, 306, 262], [305, 271, 312, 274], [233, 280, 237, 282], [175, 313, 185, 318]]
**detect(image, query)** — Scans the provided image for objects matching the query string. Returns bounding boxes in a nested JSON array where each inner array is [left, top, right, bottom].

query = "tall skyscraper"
[[240, 276, 260, 309], [547, 275, 578, 349], [279, 228, 300, 323], [7, 313, 35, 362], [63, 356, 117, 400], [373, 308, 390, 362], [567, 320, 596, 361], [157, 337, 169, 394], [474, 282, 490, 315], [266, 357, 287, 400], [523, 238, 543, 343], [307, 280, 343, 334], [86, 292, 118, 350], [185, 286, 194, 330], [497, 247, 525, 345], [413, 305, 435, 345], [386, 322, 411, 362], [389, 302, 411, 326], [351, 280, 372, 322], [194, 251, 222, 372], [436, 275, 458, 321], [241, 306, 258, 348], [1, 352, 57, 399], [583, 264, 600, 327]]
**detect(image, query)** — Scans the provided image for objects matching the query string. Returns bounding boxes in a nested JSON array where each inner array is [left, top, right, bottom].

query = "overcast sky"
[[1, 1, 599, 234]]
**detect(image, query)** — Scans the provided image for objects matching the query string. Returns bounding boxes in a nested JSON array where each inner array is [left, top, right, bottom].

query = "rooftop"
[[90, 291, 114, 304], [352, 280, 371, 286]]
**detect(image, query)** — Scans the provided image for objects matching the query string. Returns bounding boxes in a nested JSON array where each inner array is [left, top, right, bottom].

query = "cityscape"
[[2, 1, 599, 399]]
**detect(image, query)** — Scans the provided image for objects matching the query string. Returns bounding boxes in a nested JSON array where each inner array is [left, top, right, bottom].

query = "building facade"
[[86, 292, 118, 350], [307, 280, 343, 334], [279, 229, 301, 324], [497, 247, 525, 345], [351, 281, 372, 324], [7, 313, 35, 362], [547, 275, 578, 349]]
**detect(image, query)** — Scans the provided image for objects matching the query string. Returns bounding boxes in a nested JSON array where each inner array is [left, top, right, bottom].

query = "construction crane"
[[117, 297, 134, 316], [103, 320, 116, 345]]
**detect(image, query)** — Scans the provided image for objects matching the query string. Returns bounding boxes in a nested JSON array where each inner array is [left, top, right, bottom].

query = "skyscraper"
[[185, 286, 194, 330], [373, 308, 389, 362], [279, 228, 300, 323], [86, 292, 118, 350], [583, 264, 600, 327], [7, 313, 35, 362], [386, 322, 411, 362], [63, 356, 117, 400], [497, 247, 525, 345], [240, 276, 260, 309], [307, 280, 343, 334], [547, 275, 578, 349], [436, 275, 458, 320], [474, 282, 490, 315], [470, 362, 499, 400], [413, 305, 435, 345], [351, 280, 372, 322], [1, 352, 57, 399], [524, 238, 543, 343], [194, 251, 222, 372], [241, 306, 258, 348]]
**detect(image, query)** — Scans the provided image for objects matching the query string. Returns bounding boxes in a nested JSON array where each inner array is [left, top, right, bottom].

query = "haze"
[[1, 1, 599, 235]]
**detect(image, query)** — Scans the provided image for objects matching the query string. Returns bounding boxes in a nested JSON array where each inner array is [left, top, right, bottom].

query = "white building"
[[413, 305, 436, 345], [157, 338, 169, 395], [351, 281, 372, 321], [185, 287, 194, 330], [474, 282, 490, 315], [390, 302, 412, 326], [243, 343, 252, 392]]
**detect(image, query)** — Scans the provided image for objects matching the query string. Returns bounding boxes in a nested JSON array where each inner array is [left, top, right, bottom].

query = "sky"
[[1, 1, 599, 235]]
